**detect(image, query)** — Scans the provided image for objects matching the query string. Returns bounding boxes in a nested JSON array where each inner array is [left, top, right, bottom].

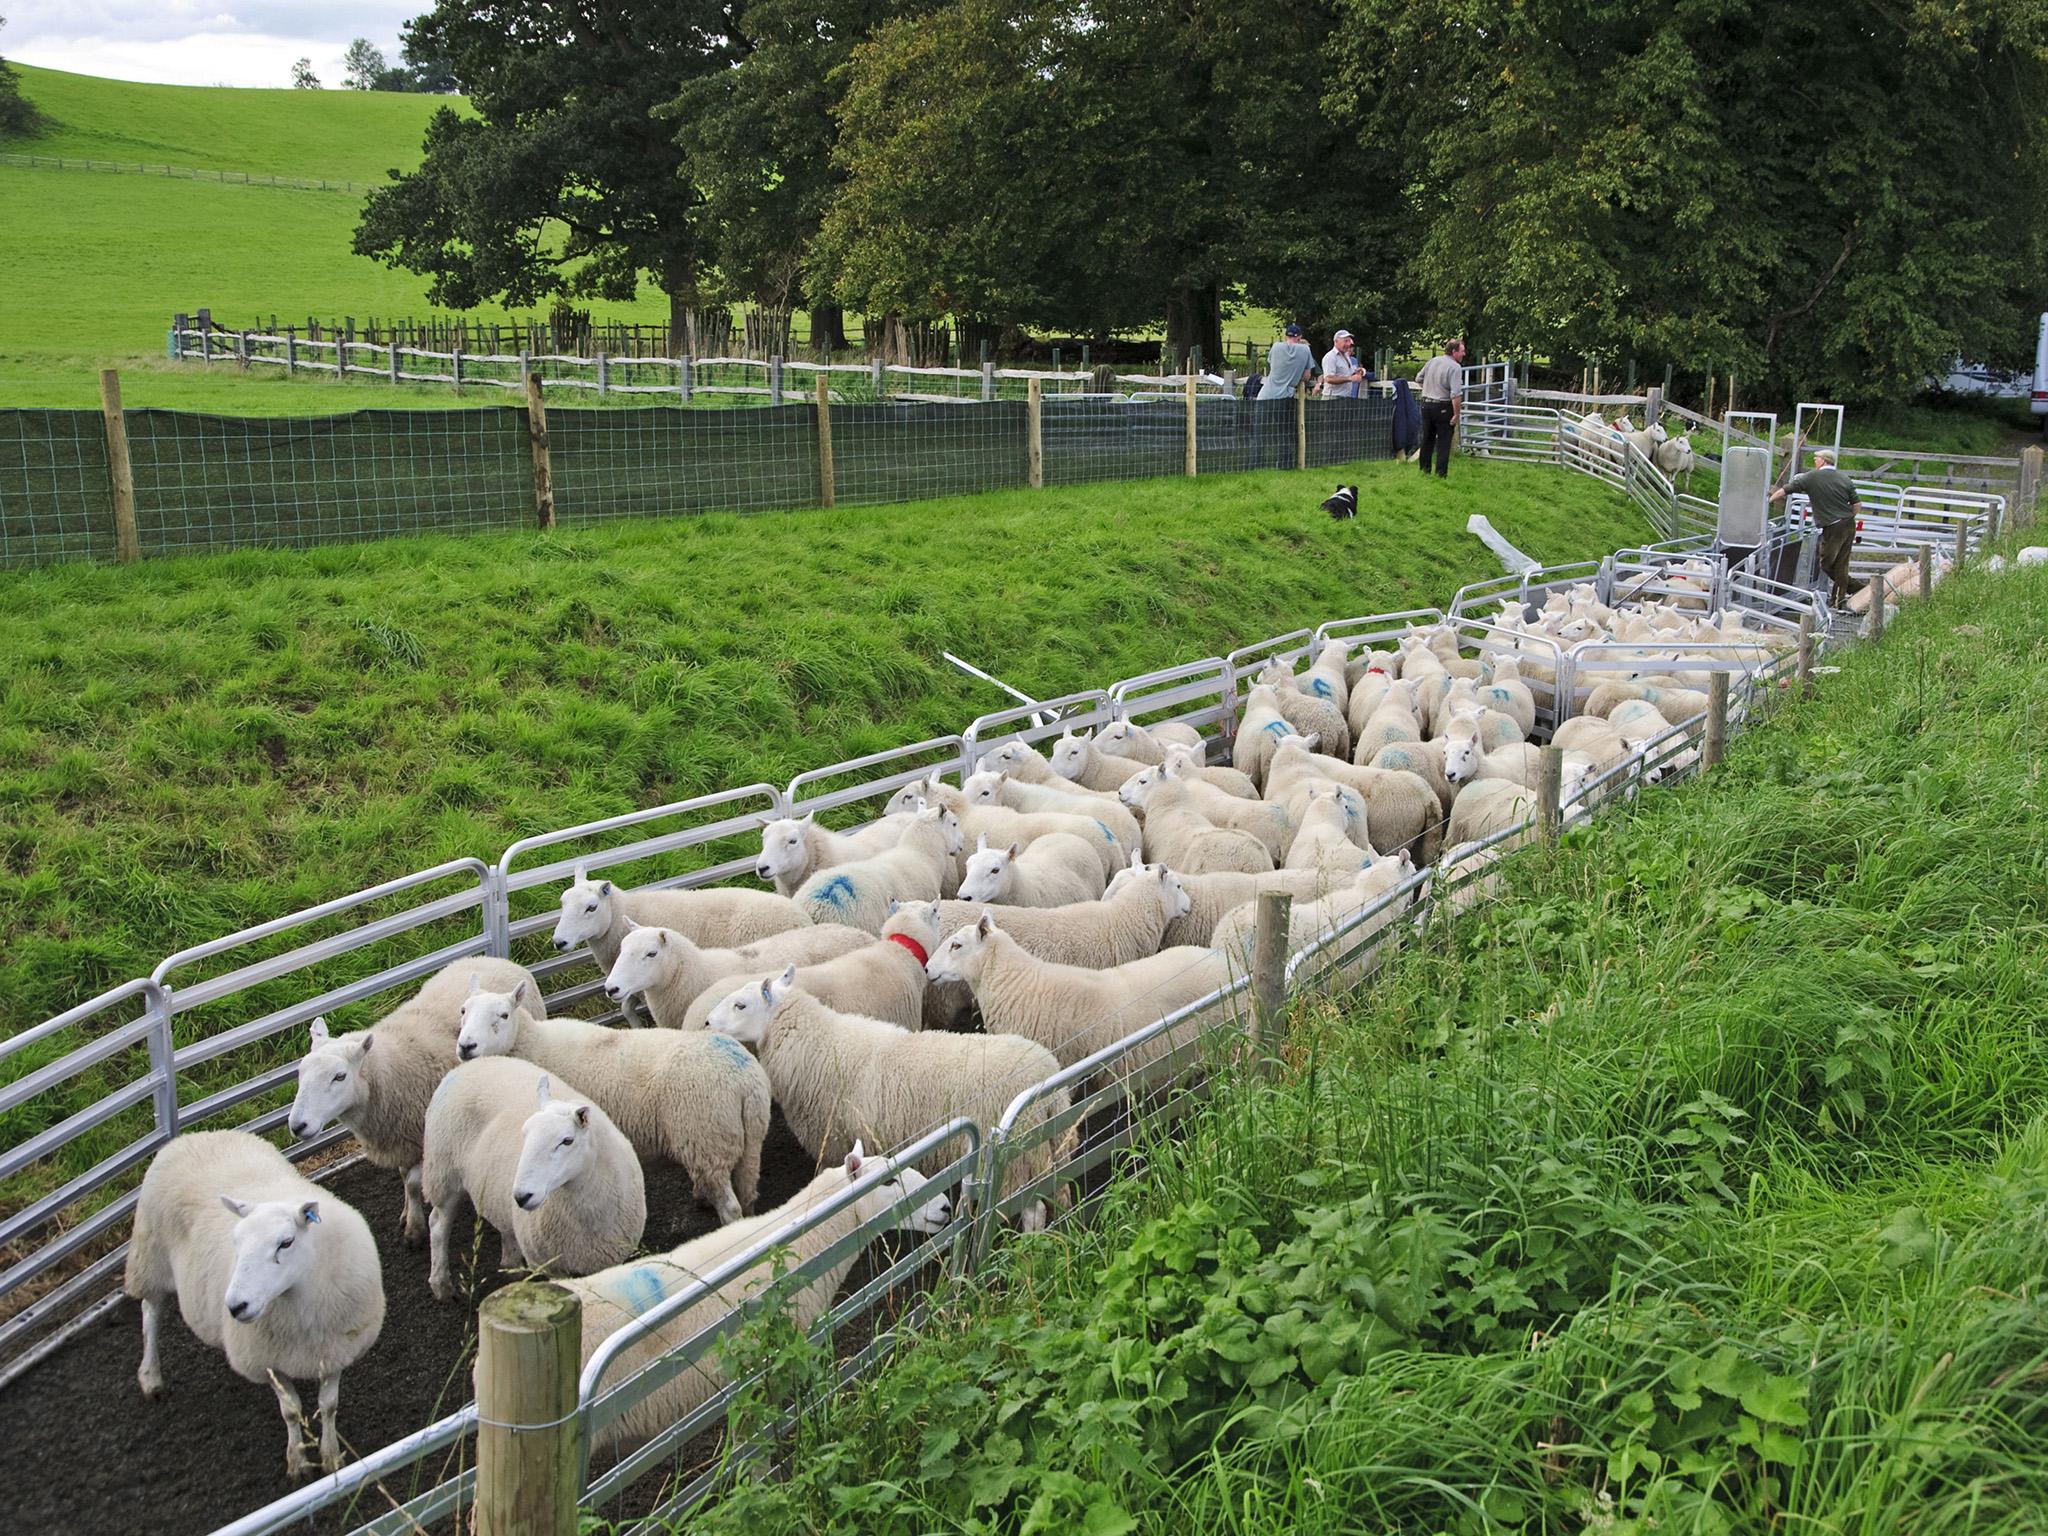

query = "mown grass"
[[680, 556, 2048, 1535], [0, 458, 1642, 1198]]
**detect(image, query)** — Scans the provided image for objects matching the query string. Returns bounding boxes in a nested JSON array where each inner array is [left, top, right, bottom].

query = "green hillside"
[[0, 66, 669, 412]]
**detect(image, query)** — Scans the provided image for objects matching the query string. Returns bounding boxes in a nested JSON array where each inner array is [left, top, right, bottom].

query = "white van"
[[2035, 311, 2048, 425]]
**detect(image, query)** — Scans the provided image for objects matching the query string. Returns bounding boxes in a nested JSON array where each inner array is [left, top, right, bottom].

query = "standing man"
[[1414, 337, 1467, 478], [1321, 329, 1363, 399], [1768, 448, 1865, 607], [1253, 323, 1316, 468]]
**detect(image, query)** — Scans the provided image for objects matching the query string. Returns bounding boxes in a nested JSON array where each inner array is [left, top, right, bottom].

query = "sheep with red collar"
[[125, 1130, 385, 1481]]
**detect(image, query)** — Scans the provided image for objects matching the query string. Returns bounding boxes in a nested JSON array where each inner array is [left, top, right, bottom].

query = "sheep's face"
[[755, 817, 814, 884], [843, 1142, 954, 1234], [1441, 726, 1484, 787], [1049, 733, 1090, 782], [956, 839, 1019, 904], [289, 1021, 366, 1139], [219, 1196, 321, 1324], [925, 915, 994, 983], [514, 1077, 593, 1211], [553, 879, 615, 953], [605, 927, 677, 1001], [1117, 766, 1162, 809], [977, 742, 1039, 778], [887, 900, 944, 954], [1097, 720, 1138, 752], [704, 971, 782, 1046], [916, 804, 964, 857], [1257, 658, 1293, 691], [1155, 865, 1192, 921], [457, 981, 531, 1062], [961, 771, 1008, 807]]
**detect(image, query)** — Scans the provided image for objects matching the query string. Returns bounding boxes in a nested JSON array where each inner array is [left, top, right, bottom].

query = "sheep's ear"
[[779, 962, 797, 986], [358, 1032, 374, 1053], [1302, 732, 1322, 753], [845, 1140, 865, 1176], [597, 879, 615, 896], [468, 972, 482, 995], [621, 915, 641, 933], [976, 909, 994, 937], [308, 1016, 329, 1045], [887, 897, 900, 915], [512, 980, 530, 1007], [1129, 849, 1143, 869], [803, 810, 817, 824], [573, 860, 589, 882], [298, 1200, 320, 1227], [1006, 841, 1022, 860], [535, 1074, 553, 1106], [573, 1105, 590, 1128], [975, 832, 988, 852], [219, 1195, 253, 1219], [657, 929, 670, 948], [758, 976, 774, 1004]]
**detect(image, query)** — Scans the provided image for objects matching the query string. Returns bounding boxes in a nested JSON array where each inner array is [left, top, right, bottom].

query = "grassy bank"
[[683, 558, 2048, 1535]]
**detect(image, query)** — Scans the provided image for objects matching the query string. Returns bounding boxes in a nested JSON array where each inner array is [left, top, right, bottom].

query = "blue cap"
[[1284, 323, 1304, 337]]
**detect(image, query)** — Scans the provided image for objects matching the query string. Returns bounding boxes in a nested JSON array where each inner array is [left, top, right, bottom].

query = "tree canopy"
[[0, 16, 41, 136]]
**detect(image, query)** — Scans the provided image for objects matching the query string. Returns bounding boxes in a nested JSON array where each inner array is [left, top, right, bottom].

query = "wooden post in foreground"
[[1796, 614, 1814, 698], [98, 369, 140, 565], [816, 373, 836, 509], [1704, 672, 1729, 768], [1536, 745, 1563, 841], [1026, 377, 1044, 490], [1250, 890, 1293, 1065], [2020, 445, 2043, 528], [525, 371, 555, 531], [1919, 543, 1933, 605], [1294, 379, 1308, 472], [1954, 518, 1968, 570], [1184, 373, 1199, 477], [474, 1281, 581, 1536], [1870, 574, 1886, 642]]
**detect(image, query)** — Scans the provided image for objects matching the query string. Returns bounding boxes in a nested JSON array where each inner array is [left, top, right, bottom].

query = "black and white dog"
[[1320, 484, 1358, 521]]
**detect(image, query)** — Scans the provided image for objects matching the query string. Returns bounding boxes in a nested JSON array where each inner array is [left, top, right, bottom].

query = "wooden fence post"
[[1536, 745, 1563, 840], [1251, 890, 1293, 1067], [1919, 543, 1933, 603], [1026, 377, 1045, 490], [1704, 672, 1729, 767], [770, 355, 784, 406], [679, 354, 694, 405], [1185, 373, 1198, 477], [1954, 518, 1968, 570], [816, 373, 836, 509], [1294, 378, 1307, 471], [284, 332, 296, 377], [525, 372, 555, 531], [595, 349, 608, 401], [98, 369, 140, 565], [2020, 445, 2043, 529], [1870, 574, 1886, 642], [388, 339, 399, 386], [1796, 613, 1814, 698], [1645, 385, 1663, 428], [474, 1280, 581, 1536], [452, 346, 464, 396]]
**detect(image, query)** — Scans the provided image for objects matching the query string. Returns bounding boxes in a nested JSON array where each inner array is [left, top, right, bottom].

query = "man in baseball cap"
[[1253, 323, 1317, 467], [1321, 329, 1362, 399]]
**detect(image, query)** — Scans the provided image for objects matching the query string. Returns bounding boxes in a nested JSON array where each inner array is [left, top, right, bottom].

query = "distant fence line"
[[0, 151, 372, 194], [0, 368, 1390, 571]]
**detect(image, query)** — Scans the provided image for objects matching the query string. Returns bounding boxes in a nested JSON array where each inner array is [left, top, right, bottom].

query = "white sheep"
[[1146, 756, 1295, 858], [1117, 766, 1276, 875], [1209, 858, 1414, 984], [898, 856, 1188, 973], [604, 919, 902, 1029], [1473, 743, 1600, 800], [927, 911, 1236, 1085], [1049, 729, 1150, 791], [566, 1143, 950, 1455], [1583, 679, 1707, 723], [792, 804, 962, 932], [125, 1130, 385, 1481], [551, 867, 810, 971], [1110, 861, 1340, 948], [1475, 656, 1539, 738], [973, 741, 1127, 801], [708, 968, 1072, 1225], [1550, 715, 1638, 773], [287, 956, 542, 1245], [422, 1059, 646, 1298], [1353, 679, 1425, 762], [1094, 718, 1206, 764], [1283, 785, 1381, 880], [1345, 666, 1397, 740], [455, 979, 771, 1223], [1428, 678, 1524, 750], [677, 926, 932, 1032], [1158, 743, 1263, 800], [1607, 696, 1678, 746], [959, 770, 1144, 864], [1654, 433, 1694, 480], [1253, 660, 1352, 760], [1263, 736, 1440, 862], [889, 775, 1128, 880], [752, 812, 915, 897], [1445, 777, 1540, 850], [1230, 683, 1300, 790], [1366, 736, 1456, 815], [958, 831, 1106, 907]]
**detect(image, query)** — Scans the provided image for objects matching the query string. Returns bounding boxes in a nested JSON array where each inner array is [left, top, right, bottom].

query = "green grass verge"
[[0, 457, 1643, 1216], [677, 556, 2048, 1535]]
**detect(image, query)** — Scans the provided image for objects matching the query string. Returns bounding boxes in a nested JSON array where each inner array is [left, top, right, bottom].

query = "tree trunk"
[[1164, 283, 1223, 370], [811, 303, 850, 353]]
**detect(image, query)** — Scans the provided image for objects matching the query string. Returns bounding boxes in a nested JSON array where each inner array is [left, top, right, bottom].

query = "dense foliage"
[[0, 15, 42, 135]]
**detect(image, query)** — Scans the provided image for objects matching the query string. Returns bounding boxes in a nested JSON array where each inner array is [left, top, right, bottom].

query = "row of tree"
[[292, 24, 457, 94], [355, 0, 2048, 401]]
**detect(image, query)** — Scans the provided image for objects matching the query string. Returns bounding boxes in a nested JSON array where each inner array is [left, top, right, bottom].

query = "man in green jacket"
[[1768, 448, 1864, 606]]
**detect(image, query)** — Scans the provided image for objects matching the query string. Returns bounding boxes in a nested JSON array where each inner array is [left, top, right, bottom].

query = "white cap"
[[1333, 329, 1353, 340]]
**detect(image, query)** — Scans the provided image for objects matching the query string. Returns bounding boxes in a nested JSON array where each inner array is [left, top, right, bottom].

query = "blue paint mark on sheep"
[[610, 1264, 672, 1317], [709, 1034, 753, 1069], [1261, 720, 1293, 739], [813, 874, 857, 910], [1380, 747, 1414, 770], [1093, 819, 1116, 846], [1308, 677, 1335, 699]]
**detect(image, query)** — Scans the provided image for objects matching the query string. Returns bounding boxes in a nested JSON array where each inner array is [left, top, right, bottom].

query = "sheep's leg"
[[136, 1294, 165, 1398], [428, 1194, 464, 1302], [694, 1166, 744, 1226], [270, 1372, 310, 1482], [733, 1142, 763, 1216], [499, 1224, 526, 1272], [400, 1165, 427, 1249], [317, 1371, 343, 1474], [619, 991, 648, 1029]]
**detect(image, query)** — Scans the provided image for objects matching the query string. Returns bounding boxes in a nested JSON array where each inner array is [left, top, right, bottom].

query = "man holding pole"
[[1769, 448, 1865, 608]]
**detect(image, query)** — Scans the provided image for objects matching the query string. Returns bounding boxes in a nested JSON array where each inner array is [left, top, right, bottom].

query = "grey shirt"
[[1257, 341, 1314, 400], [1416, 352, 1463, 402]]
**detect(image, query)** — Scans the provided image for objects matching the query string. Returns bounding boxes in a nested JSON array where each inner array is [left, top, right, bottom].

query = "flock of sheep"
[[1567, 408, 1698, 482], [118, 568, 1795, 1488]]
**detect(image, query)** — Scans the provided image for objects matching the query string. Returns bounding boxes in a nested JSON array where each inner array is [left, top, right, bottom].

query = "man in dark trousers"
[[1769, 447, 1865, 607], [1414, 337, 1466, 477]]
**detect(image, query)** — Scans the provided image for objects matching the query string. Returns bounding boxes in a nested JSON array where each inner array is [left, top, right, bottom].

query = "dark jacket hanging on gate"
[[1390, 378, 1421, 455]]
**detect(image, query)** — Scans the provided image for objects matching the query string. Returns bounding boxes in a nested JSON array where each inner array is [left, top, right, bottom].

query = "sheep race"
[[8, 340, 2033, 1535]]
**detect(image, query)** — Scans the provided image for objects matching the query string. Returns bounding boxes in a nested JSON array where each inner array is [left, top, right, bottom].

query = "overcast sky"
[[3, 2, 420, 89]]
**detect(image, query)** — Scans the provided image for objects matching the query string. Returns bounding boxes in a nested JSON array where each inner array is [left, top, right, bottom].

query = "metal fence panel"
[[0, 409, 114, 567]]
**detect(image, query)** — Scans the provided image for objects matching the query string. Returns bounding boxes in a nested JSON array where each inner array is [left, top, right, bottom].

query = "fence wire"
[[0, 410, 114, 567]]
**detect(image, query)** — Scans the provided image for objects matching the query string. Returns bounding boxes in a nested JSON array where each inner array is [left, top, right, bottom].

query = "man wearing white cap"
[[1321, 330, 1363, 399]]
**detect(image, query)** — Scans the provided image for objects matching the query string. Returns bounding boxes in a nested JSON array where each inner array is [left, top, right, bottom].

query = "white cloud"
[[4, 2, 421, 88]]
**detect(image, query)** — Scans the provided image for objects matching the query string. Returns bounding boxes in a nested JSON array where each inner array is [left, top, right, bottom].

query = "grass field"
[[0, 456, 1644, 1213], [682, 555, 2048, 1536]]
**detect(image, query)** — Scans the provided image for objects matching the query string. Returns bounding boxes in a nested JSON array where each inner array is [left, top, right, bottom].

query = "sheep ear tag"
[[299, 1201, 320, 1226]]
